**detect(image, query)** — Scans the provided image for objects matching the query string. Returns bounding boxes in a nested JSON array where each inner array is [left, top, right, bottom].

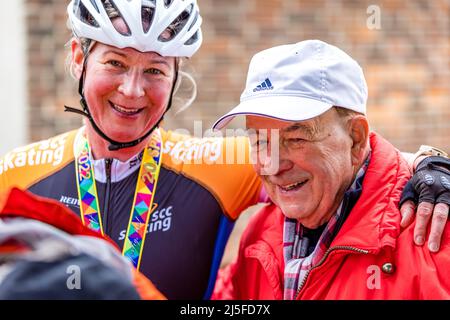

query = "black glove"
[[399, 156, 450, 207]]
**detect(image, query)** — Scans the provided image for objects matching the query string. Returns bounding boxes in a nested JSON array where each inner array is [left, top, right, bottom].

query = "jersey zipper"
[[102, 158, 112, 235], [294, 245, 369, 300]]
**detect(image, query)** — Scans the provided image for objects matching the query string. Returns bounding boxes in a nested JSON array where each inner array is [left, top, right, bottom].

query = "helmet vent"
[[164, 0, 174, 8], [88, 0, 100, 13], [187, 11, 198, 32], [158, 4, 192, 42], [106, 0, 132, 36], [184, 30, 198, 46], [74, 0, 99, 27], [141, 4, 155, 34]]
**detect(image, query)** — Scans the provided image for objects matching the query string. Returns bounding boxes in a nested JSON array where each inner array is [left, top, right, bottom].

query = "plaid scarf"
[[283, 154, 371, 300]]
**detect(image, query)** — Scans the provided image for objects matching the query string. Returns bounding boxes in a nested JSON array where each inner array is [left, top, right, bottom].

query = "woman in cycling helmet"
[[66, 0, 201, 156], [1, 0, 261, 299], [0, 0, 448, 299]]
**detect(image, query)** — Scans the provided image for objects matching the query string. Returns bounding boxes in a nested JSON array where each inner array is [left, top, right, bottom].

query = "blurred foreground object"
[[0, 188, 165, 300]]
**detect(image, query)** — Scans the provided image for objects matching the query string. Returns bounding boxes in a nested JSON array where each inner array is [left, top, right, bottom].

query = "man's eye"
[[285, 138, 306, 148], [145, 68, 162, 75], [255, 140, 268, 149], [250, 139, 267, 148]]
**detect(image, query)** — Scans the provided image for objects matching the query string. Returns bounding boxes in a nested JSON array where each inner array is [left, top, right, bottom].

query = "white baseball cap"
[[212, 40, 368, 130]]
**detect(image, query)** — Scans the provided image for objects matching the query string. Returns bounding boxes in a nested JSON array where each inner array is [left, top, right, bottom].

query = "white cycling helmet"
[[67, 0, 202, 57]]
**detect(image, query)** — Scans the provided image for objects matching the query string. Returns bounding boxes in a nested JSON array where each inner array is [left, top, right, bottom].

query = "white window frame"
[[0, 0, 27, 156]]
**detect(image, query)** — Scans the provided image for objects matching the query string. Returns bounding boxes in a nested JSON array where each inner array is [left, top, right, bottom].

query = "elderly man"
[[212, 40, 450, 299]]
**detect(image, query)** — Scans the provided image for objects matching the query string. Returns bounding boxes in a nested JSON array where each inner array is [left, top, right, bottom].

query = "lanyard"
[[74, 128, 162, 270]]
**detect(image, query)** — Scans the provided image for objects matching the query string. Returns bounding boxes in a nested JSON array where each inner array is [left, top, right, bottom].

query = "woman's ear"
[[71, 38, 85, 80], [348, 115, 369, 166]]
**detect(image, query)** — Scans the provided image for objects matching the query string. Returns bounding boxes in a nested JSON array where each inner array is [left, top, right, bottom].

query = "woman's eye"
[[145, 68, 162, 75], [107, 60, 124, 68]]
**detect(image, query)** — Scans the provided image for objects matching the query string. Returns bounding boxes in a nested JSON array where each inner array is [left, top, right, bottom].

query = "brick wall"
[[27, 0, 82, 141], [26, 0, 450, 152]]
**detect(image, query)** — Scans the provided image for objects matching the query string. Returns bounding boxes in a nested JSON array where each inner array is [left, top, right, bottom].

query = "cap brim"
[[212, 96, 333, 130]]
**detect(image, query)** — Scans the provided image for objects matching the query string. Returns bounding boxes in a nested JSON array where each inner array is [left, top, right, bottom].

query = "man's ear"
[[71, 38, 85, 80], [348, 115, 369, 166]]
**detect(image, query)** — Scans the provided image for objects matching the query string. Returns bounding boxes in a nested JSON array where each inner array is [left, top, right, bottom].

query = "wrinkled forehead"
[[246, 115, 290, 129], [89, 41, 175, 67]]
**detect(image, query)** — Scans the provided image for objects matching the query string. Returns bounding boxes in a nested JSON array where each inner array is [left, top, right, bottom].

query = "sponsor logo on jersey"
[[118, 204, 173, 241], [59, 195, 80, 208], [162, 138, 222, 163], [0, 133, 68, 175]]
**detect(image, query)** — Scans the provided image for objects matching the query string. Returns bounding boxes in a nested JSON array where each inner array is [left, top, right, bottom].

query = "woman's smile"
[[109, 101, 145, 118]]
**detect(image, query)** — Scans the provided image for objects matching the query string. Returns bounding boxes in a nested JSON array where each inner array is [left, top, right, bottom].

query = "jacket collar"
[[329, 132, 411, 253]]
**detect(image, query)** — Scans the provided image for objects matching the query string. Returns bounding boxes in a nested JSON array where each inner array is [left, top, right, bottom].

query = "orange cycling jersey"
[[0, 127, 263, 299]]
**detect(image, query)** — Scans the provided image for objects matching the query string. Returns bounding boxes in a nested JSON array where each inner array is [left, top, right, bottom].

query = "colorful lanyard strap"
[[74, 128, 162, 270]]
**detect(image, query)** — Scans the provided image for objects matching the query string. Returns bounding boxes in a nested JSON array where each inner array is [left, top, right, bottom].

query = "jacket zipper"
[[102, 158, 112, 236], [294, 245, 369, 300]]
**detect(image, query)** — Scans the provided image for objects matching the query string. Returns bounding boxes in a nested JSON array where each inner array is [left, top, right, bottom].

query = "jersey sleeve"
[[161, 130, 262, 221], [0, 130, 77, 196]]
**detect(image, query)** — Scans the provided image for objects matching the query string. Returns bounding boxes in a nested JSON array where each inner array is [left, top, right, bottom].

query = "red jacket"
[[213, 133, 450, 300], [0, 187, 165, 300]]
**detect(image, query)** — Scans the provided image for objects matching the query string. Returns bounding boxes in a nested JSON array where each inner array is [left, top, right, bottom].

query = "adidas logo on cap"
[[253, 78, 274, 92]]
